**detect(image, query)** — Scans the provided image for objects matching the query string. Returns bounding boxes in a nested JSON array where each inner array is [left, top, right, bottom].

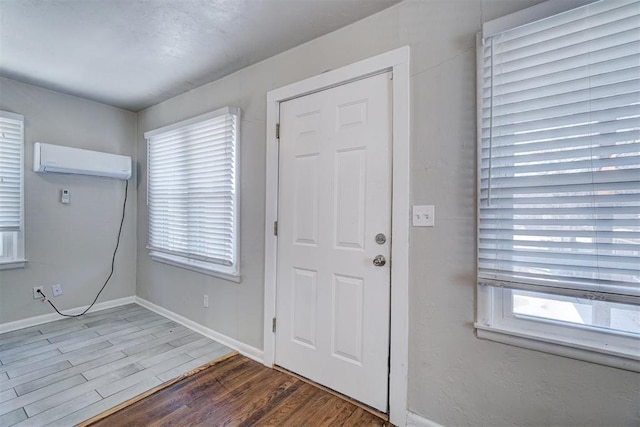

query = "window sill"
[[150, 253, 241, 283], [475, 323, 640, 373], [0, 259, 27, 270]]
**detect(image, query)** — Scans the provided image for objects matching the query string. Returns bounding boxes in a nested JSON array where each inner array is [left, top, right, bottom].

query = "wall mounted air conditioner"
[[33, 142, 132, 180]]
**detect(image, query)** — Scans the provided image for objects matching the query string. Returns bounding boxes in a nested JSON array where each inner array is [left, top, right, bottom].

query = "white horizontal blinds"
[[147, 111, 238, 267], [0, 112, 24, 232], [479, 0, 640, 298]]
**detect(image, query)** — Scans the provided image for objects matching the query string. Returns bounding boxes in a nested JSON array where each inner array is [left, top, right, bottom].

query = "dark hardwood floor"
[[86, 354, 391, 426]]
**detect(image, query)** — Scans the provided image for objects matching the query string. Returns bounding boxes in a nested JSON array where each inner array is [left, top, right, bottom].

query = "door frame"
[[263, 46, 410, 426]]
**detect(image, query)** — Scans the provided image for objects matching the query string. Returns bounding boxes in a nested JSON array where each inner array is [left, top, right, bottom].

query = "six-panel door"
[[275, 72, 392, 412]]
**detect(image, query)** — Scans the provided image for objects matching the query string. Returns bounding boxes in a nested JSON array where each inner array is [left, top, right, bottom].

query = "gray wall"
[[1, 0, 633, 425], [0, 77, 137, 324], [137, 1, 639, 425]]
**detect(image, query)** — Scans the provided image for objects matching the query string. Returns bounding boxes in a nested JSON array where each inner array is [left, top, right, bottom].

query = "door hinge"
[[276, 123, 280, 139], [272, 317, 277, 333], [273, 220, 278, 236]]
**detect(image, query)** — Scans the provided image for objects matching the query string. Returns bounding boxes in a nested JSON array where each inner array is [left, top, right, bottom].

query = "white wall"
[[135, 1, 639, 425], [0, 77, 137, 324]]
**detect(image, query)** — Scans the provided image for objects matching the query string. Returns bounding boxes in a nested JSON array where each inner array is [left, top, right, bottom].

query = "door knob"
[[373, 255, 386, 267]]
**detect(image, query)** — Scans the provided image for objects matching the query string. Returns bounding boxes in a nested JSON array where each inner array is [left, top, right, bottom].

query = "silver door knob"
[[373, 255, 386, 267]]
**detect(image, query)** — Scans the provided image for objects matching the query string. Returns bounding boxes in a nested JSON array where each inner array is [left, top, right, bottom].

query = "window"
[[477, 0, 640, 370], [0, 110, 26, 269], [145, 107, 240, 281]]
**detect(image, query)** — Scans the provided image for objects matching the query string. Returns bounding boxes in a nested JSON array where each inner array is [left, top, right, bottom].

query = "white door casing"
[[264, 46, 409, 426], [275, 72, 392, 411]]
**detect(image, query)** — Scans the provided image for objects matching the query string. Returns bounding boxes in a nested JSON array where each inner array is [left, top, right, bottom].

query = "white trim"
[[149, 253, 242, 283], [0, 296, 135, 334], [476, 287, 640, 372], [0, 259, 27, 270], [476, 326, 640, 373], [406, 411, 444, 427], [263, 46, 410, 427], [135, 297, 263, 363], [0, 294, 264, 363]]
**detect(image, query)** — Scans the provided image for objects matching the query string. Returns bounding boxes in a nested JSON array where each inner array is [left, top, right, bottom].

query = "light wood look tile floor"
[[0, 304, 233, 427]]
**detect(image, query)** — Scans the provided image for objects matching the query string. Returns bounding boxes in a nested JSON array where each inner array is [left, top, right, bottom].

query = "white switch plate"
[[51, 284, 63, 297], [203, 294, 209, 308], [413, 205, 435, 227]]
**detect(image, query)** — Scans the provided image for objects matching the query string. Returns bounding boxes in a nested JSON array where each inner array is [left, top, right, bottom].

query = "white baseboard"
[[0, 295, 136, 334], [406, 411, 443, 427], [135, 297, 264, 363]]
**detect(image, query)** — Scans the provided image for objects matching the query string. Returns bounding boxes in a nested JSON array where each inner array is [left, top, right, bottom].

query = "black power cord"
[[37, 179, 129, 317]]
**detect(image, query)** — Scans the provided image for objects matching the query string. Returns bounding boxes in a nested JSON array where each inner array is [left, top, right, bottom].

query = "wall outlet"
[[51, 284, 63, 297], [203, 294, 209, 308], [33, 286, 44, 299]]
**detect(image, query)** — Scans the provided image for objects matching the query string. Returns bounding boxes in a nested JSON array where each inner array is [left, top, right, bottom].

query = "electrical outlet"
[[33, 286, 44, 299], [51, 284, 63, 297], [203, 294, 209, 308]]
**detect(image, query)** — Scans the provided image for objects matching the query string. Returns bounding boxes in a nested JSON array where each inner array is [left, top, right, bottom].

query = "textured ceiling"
[[0, 0, 400, 112]]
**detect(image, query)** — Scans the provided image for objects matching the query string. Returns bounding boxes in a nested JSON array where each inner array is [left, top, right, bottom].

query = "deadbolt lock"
[[373, 255, 386, 267], [375, 233, 386, 244]]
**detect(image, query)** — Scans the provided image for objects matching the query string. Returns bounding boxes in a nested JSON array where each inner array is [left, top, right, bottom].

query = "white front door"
[[275, 72, 392, 412]]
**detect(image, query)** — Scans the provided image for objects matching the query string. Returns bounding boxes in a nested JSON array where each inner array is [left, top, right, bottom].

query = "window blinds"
[[479, 0, 640, 298], [146, 107, 239, 269], [0, 111, 24, 232]]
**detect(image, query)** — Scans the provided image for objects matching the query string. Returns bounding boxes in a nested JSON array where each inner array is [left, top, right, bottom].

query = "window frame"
[[475, 0, 640, 371], [477, 286, 640, 371], [145, 107, 241, 282], [0, 110, 26, 270]]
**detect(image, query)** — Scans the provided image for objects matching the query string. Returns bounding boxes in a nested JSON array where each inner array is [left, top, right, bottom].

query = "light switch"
[[413, 205, 435, 227]]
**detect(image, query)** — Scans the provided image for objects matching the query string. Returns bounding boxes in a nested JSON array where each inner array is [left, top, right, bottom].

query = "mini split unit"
[[33, 142, 132, 180]]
